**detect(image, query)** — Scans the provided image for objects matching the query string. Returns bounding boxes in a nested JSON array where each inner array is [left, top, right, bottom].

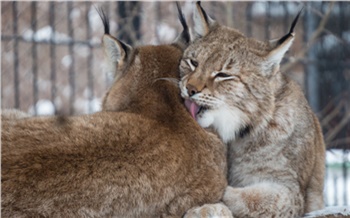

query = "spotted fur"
[[182, 3, 325, 218]]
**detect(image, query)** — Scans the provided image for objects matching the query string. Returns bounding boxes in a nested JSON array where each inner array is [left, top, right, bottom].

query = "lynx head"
[[97, 6, 190, 114], [180, 2, 301, 143]]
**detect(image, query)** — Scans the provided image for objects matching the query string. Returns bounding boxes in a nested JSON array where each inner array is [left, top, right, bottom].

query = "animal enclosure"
[[1, 1, 349, 207]]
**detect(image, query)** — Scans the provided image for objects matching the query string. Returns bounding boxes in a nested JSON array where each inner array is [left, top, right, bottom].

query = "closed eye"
[[190, 59, 198, 67], [215, 72, 231, 78], [213, 72, 236, 82], [185, 59, 198, 71]]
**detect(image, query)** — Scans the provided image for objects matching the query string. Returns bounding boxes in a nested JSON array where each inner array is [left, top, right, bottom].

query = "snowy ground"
[[325, 150, 350, 206]]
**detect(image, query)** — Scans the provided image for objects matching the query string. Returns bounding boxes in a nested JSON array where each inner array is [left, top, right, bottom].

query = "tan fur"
[[182, 3, 325, 218], [1, 31, 227, 217]]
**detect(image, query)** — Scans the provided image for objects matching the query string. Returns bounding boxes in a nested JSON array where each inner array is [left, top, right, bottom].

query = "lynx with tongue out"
[[184, 99, 200, 120], [181, 2, 325, 218]]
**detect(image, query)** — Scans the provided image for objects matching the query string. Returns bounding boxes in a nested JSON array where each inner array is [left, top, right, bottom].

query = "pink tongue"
[[184, 99, 200, 120]]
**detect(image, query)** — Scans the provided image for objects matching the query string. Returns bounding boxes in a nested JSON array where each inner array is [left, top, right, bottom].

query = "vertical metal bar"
[[343, 150, 348, 205], [245, 2, 252, 37], [67, 1, 75, 115], [31, 2, 38, 115], [131, 2, 141, 43], [333, 177, 338, 206], [49, 2, 57, 114], [303, 2, 319, 112], [12, 2, 20, 109], [154, 1, 161, 43], [86, 2, 94, 114], [265, 2, 271, 40], [225, 1, 234, 27], [338, 1, 348, 206]]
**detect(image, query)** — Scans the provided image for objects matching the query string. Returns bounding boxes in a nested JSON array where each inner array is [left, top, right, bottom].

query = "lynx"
[[181, 3, 325, 218], [1, 108, 30, 120], [1, 8, 227, 218]]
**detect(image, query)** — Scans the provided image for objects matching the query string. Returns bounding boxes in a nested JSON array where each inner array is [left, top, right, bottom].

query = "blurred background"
[[1, 1, 349, 207]]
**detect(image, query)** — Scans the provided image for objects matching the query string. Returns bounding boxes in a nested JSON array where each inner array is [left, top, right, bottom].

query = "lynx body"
[[182, 3, 325, 218], [1, 10, 227, 218]]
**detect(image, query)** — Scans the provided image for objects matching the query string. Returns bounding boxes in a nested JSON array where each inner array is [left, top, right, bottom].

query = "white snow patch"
[[74, 46, 90, 58], [88, 6, 102, 32], [327, 150, 350, 164], [322, 34, 339, 51], [70, 8, 81, 19], [251, 2, 299, 17], [29, 99, 55, 116], [73, 97, 101, 114], [91, 37, 101, 45], [62, 55, 72, 68], [325, 149, 350, 206], [304, 206, 350, 217], [22, 26, 71, 43], [157, 23, 176, 43]]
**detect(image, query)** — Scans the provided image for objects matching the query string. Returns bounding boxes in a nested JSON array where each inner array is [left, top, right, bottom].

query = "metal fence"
[[1, 1, 349, 207]]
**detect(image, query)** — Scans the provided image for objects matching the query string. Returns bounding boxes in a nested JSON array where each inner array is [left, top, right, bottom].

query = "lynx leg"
[[223, 183, 304, 218], [304, 154, 325, 212], [184, 202, 233, 218], [305, 116, 325, 213]]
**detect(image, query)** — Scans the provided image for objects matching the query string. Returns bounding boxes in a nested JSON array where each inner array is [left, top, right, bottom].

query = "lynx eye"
[[185, 59, 198, 71], [215, 72, 231, 78], [190, 59, 198, 67], [213, 72, 235, 82]]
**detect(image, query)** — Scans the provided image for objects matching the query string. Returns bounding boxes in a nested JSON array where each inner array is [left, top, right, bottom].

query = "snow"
[[73, 97, 101, 114], [157, 23, 176, 43], [61, 55, 72, 68], [70, 8, 81, 20], [88, 6, 103, 32], [304, 206, 350, 217], [327, 150, 350, 164], [74, 46, 90, 58], [29, 99, 55, 116], [325, 150, 350, 207], [322, 34, 339, 51], [22, 26, 71, 43], [251, 2, 300, 17]]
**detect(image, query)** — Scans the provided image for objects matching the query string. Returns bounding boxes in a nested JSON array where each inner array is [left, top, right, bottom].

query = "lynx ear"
[[192, 1, 216, 39], [102, 35, 132, 72], [266, 8, 303, 65], [173, 2, 190, 50], [97, 7, 132, 77]]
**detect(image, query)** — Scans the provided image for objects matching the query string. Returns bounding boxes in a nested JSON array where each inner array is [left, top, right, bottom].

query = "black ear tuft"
[[196, 1, 209, 23], [95, 6, 110, 35], [176, 2, 190, 44], [277, 7, 303, 45], [289, 7, 303, 34]]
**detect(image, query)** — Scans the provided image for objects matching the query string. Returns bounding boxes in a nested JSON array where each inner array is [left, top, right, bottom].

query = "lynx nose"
[[187, 84, 198, 97]]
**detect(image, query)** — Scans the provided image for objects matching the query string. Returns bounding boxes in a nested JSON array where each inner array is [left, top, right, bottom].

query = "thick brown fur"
[[182, 3, 325, 218], [1, 12, 227, 217]]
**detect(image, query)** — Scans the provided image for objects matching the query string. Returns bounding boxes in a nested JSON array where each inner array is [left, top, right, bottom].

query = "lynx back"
[[1, 7, 227, 218]]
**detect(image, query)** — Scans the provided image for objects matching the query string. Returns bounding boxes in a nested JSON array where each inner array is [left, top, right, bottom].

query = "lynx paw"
[[184, 203, 233, 218]]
